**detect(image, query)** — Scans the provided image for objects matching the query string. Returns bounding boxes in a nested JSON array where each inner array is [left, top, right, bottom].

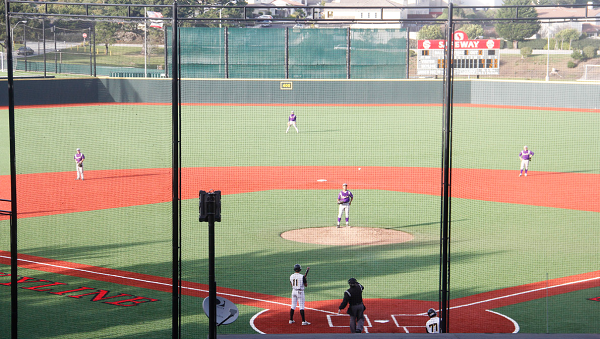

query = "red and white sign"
[[418, 31, 500, 50], [82, 33, 88, 39], [418, 39, 500, 50]]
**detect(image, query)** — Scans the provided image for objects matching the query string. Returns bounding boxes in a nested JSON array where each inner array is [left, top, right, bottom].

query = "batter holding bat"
[[337, 183, 353, 228], [289, 264, 310, 325]]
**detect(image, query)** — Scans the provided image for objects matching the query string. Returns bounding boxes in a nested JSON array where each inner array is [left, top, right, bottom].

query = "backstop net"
[[1, 3, 599, 339]]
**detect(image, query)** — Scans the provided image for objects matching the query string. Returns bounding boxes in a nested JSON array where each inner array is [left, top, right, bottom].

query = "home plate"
[[317, 179, 327, 182], [374, 320, 389, 323]]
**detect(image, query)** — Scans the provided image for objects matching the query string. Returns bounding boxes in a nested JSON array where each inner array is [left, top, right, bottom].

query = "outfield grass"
[[1, 103, 598, 337]]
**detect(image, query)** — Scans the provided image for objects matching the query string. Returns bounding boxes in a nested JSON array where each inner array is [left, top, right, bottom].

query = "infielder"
[[519, 145, 534, 177], [74, 148, 85, 180], [286, 110, 298, 133], [426, 308, 441, 333], [289, 264, 310, 325], [337, 183, 353, 228], [338, 278, 366, 333]]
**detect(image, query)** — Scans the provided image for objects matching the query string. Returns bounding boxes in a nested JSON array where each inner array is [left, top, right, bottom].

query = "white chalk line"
[[3, 254, 597, 334], [0, 254, 335, 314]]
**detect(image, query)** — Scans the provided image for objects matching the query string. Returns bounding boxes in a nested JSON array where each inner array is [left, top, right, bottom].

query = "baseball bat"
[[304, 267, 310, 277]]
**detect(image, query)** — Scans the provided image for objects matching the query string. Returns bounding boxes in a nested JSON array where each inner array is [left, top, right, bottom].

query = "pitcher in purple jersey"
[[337, 183, 353, 228], [519, 145, 534, 177], [286, 110, 298, 133], [74, 148, 85, 180]]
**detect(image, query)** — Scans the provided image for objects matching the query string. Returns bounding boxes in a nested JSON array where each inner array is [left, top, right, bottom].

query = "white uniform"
[[290, 272, 306, 310], [426, 316, 441, 333], [74, 149, 85, 180]]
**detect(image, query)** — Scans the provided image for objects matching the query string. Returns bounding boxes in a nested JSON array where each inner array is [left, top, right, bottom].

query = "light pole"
[[545, 23, 551, 81], [10, 21, 27, 48]]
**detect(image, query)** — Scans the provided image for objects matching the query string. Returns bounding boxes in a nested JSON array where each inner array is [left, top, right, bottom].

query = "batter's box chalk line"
[[326, 314, 373, 333]]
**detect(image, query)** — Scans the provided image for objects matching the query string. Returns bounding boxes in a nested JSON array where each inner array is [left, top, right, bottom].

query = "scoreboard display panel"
[[417, 31, 501, 76]]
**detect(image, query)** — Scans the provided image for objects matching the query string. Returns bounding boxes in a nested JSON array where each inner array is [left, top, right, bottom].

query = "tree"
[[555, 28, 580, 50], [417, 25, 444, 40], [495, 0, 541, 48], [461, 24, 484, 39], [95, 22, 118, 55]]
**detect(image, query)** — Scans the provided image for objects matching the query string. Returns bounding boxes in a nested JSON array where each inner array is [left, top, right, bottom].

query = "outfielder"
[[425, 308, 441, 333], [338, 278, 366, 333], [286, 111, 298, 133], [289, 264, 310, 325], [337, 183, 353, 228], [74, 148, 85, 180], [519, 145, 534, 177]]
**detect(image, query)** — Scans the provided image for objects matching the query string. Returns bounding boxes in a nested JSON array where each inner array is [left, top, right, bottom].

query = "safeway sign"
[[417, 31, 500, 50]]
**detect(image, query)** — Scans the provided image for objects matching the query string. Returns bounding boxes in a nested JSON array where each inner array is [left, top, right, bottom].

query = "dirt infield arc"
[[1, 166, 599, 220]]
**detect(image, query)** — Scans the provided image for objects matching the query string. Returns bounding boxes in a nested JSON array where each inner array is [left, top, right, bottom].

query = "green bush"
[[567, 61, 576, 68], [571, 38, 600, 50], [520, 46, 533, 58], [582, 46, 598, 59], [571, 50, 583, 61]]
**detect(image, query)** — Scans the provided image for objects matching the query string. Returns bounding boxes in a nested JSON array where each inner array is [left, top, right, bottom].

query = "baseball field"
[[0, 100, 599, 338]]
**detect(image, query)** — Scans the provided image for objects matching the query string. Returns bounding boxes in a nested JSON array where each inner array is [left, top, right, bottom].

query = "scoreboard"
[[417, 31, 501, 76]]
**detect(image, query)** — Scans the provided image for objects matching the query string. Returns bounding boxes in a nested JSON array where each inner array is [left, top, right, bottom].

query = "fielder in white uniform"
[[519, 145, 534, 177], [337, 183, 353, 228], [289, 264, 310, 325], [74, 148, 85, 180], [426, 308, 441, 333]]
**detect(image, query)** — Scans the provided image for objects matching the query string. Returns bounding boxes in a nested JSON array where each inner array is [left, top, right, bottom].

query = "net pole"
[[4, 1, 19, 337], [440, 2, 454, 334], [171, 2, 181, 338]]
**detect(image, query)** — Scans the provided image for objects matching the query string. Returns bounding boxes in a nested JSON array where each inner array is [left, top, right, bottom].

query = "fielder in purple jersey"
[[286, 111, 298, 133], [337, 183, 353, 227], [519, 146, 534, 177], [74, 148, 85, 180]]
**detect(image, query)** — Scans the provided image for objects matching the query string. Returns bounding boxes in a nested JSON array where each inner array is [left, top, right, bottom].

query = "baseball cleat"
[[519, 173, 522, 177], [302, 321, 311, 325], [289, 320, 295, 324], [524, 173, 527, 177], [336, 224, 340, 228]]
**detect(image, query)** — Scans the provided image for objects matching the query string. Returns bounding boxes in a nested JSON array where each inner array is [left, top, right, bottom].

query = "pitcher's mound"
[[281, 226, 413, 246]]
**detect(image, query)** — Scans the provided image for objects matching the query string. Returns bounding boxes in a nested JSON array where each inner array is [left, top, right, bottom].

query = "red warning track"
[[0, 166, 598, 220], [0, 250, 598, 334]]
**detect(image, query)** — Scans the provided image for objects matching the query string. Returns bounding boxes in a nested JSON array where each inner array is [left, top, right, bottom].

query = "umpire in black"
[[337, 277, 366, 333]]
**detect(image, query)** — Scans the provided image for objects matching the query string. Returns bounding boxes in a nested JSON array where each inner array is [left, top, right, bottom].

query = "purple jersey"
[[338, 190, 353, 203], [74, 153, 85, 163], [289, 114, 296, 122], [519, 150, 533, 160]]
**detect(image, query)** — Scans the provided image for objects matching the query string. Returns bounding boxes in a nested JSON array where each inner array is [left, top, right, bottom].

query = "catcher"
[[74, 148, 85, 180]]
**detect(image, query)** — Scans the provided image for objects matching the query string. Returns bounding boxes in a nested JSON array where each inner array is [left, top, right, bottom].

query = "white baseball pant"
[[291, 289, 305, 310]]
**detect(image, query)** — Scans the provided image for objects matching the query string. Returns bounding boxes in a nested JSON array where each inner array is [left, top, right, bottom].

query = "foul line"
[[0, 253, 337, 315], [450, 276, 600, 310]]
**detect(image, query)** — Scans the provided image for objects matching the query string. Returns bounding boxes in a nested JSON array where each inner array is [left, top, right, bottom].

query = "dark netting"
[[2, 3, 600, 339], [288, 28, 348, 79], [350, 28, 408, 79]]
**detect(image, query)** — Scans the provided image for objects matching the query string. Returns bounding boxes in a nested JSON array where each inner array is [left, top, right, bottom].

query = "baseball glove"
[[78, 163, 83, 167]]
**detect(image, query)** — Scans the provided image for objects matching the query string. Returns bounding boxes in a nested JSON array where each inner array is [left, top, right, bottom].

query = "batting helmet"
[[427, 308, 437, 318], [293, 264, 301, 272], [348, 278, 358, 285]]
